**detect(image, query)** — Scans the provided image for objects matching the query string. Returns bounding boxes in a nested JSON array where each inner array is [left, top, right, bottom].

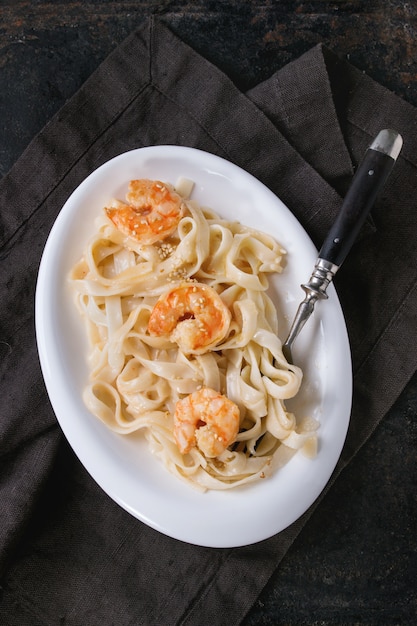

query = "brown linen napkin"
[[1, 17, 416, 626]]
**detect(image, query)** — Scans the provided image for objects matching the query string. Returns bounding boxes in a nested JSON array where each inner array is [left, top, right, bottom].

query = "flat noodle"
[[70, 178, 318, 491]]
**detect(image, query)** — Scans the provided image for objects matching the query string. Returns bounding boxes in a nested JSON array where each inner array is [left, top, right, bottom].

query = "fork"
[[282, 129, 403, 364]]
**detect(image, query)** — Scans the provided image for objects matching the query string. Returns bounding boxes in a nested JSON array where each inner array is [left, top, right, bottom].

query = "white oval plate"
[[36, 146, 352, 548]]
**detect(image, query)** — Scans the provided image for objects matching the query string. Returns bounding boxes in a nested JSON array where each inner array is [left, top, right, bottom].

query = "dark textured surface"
[[1, 2, 416, 624], [245, 375, 417, 625], [1, 1, 417, 179]]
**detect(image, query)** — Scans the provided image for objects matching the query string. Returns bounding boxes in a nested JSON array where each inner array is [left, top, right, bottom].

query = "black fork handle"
[[319, 129, 402, 268]]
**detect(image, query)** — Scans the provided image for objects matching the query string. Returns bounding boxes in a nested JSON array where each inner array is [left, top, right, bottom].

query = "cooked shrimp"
[[147, 282, 231, 354], [105, 179, 185, 244], [174, 387, 240, 457]]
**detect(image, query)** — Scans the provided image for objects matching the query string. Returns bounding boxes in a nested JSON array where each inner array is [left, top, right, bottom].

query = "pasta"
[[70, 177, 318, 491]]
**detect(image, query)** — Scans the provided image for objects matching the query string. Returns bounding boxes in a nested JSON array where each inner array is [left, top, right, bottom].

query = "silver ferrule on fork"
[[282, 259, 339, 362], [301, 258, 339, 300]]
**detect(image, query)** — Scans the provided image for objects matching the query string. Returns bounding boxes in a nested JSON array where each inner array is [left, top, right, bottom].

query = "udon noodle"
[[70, 177, 318, 490]]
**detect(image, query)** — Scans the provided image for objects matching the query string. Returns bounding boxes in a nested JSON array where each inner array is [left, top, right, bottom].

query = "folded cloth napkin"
[[1, 17, 416, 625]]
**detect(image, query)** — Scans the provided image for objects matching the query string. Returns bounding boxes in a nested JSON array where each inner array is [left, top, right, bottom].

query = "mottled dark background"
[[1, 2, 416, 624]]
